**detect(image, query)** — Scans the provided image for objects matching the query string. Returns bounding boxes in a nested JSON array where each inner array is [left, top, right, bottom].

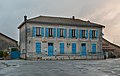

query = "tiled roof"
[[102, 38, 120, 48], [18, 15, 105, 28]]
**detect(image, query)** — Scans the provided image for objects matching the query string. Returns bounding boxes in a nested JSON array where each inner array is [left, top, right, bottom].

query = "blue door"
[[60, 43, 64, 54], [81, 43, 86, 56], [92, 44, 96, 53], [48, 43, 54, 56], [72, 43, 76, 54], [36, 42, 41, 54]]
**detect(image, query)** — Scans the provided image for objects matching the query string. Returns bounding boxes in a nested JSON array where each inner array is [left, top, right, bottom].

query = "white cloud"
[[83, 0, 120, 45], [0, 0, 120, 45]]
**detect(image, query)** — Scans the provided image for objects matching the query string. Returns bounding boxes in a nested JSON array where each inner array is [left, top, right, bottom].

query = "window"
[[92, 30, 96, 38], [82, 30, 86, 38], [48, 28, 53, 37], [36, 27, 41, 36], [60, 29, 64, 37], [72, 29, 76, 37]]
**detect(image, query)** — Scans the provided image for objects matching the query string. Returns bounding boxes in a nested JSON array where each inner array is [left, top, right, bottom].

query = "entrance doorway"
[[48, 43, 54, 56], [81, 43, 86, 56]]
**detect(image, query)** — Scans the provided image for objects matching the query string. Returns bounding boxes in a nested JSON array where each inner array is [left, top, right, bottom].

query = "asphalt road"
[[0, 59, 120, 76]]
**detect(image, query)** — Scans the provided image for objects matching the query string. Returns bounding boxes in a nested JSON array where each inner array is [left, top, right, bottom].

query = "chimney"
[[72, 16, 75, 20], [87, 20, 90, 22], [24, 15, 27, 22]]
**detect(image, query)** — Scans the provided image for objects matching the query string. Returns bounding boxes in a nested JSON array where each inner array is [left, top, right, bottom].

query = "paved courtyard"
[[0, 59, 120, 76]]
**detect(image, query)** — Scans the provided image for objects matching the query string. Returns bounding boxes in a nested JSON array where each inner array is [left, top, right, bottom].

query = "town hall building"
[[18, 15, 105, 60]]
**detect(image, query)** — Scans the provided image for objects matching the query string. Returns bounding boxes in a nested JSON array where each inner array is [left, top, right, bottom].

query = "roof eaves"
[[18, 22, 25, 29]]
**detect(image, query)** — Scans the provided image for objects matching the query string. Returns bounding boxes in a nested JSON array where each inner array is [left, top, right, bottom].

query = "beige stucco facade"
[[19, 23, 103, 58]]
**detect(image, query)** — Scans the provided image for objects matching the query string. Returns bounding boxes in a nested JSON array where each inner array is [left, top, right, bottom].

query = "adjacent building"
[[18, 15, 105, 59], [102, 38, 120, 58], [0, 33, 17, 51]]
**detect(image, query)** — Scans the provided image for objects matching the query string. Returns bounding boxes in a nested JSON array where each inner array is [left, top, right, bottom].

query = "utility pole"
[[24, 16, 27, 60]]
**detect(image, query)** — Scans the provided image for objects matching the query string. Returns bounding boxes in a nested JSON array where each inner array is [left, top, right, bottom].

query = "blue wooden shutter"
[[96, 30, 98, 39], [54, 28, 56, 37], [36, 42, 41, 54], [92, 44, 96, 53], [64, 29, 67, 38], [72, 43, 76, 54], [57, 28, 60, 38], [45, 28, 48, 37], [86, 30, 88, 39], [79, 30, 82, 38], [69, 29, 72, 38], [76, 29, 78, 38], [90, 30, 92, 39], [41, 27, 44, 37], [60, 43, 64, 54], [32, 27, 36, 37]]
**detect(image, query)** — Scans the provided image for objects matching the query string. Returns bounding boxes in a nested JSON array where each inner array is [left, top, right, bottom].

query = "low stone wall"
[[28, 55, 105, 61]]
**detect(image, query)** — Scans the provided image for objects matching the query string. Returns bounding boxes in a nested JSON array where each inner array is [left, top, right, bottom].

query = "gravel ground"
[[0, 59, 120, 76]]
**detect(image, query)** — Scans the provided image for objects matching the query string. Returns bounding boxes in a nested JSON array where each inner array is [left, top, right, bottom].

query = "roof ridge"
[[28, 15, 82, 21], [18, 15, 105, 29]]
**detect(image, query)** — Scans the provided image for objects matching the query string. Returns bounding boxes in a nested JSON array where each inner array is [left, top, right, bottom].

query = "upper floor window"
[[69, 29, 78, 38], [36, 27, 41, 36], [92, 30, 96, 38], [32, 27, 44, 37], [80, 30, 88, 39], [60, 28, 64, 37], [48, 28, 53, 37], [90, 30, 98, 39], [82, 30, 86, 38], [72, 29, 76, 37]]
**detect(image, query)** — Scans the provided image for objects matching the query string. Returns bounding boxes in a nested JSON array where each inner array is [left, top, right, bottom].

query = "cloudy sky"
[[0, 0, 120, 45]]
